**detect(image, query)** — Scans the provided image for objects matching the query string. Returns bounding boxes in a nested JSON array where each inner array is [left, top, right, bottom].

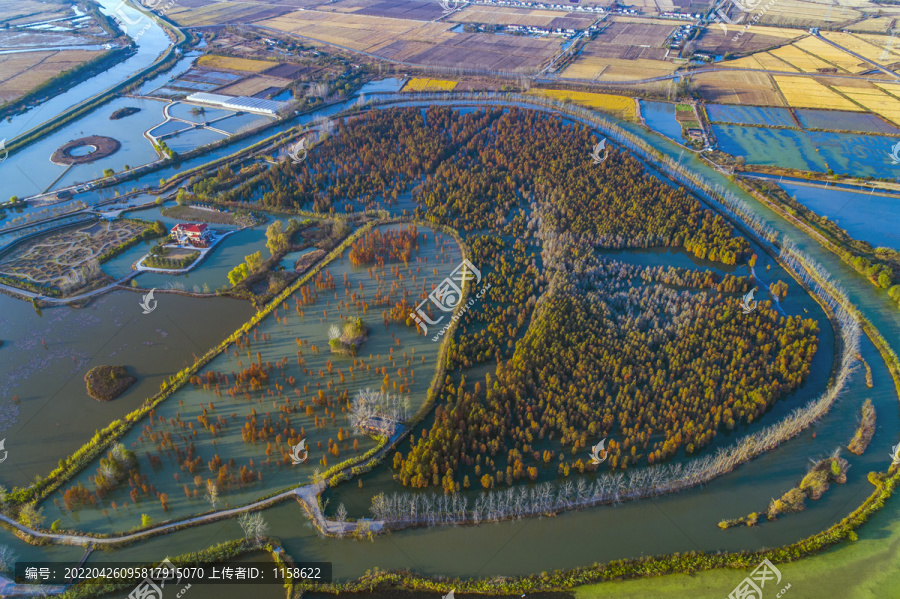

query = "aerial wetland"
[[1, 9, 900, 590], [0, 94, 897, 599]]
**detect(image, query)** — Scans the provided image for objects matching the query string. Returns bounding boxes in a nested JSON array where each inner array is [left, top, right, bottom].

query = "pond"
[[706, 104, 796, 128], [777, 180, 900, 250], [639, 100, 684, 142]]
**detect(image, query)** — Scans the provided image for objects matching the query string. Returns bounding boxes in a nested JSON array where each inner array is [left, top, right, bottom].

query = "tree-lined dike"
[[1, 96, 898, 598]]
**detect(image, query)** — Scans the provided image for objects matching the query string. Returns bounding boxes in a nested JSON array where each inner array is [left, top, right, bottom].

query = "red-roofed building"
[[171, 223, 211, 246]]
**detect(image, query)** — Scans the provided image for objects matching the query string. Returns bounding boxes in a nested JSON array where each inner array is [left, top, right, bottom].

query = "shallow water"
[[777, 181, 900, 250], [639, 100, 683, 142], [46, 225, 463, 534]]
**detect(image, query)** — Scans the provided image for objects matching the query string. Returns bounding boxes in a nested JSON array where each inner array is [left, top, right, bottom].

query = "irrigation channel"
[[0, 92, 898, 589]]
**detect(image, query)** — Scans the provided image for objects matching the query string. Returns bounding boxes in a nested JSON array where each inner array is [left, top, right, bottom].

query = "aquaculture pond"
[[777, 181, 900, 250], [712, 124, 898, 178], [805, 130, 899, 178], [711, 125, 828, 172], [706, 104, 795, 128], [46, 225, 463, 534], [794, 108, 900, 134], [639, 100, 684, 141]]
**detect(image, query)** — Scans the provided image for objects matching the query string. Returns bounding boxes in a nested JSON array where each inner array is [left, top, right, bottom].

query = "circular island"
[[51, 135, 121, 165]]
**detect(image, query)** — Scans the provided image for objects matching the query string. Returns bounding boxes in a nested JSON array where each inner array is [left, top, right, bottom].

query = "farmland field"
[[820, 31, 896, 64], [258, 10, 559, 72], [723, 53, 800, 72], [0, 49, 104, 103], [846, 16, 895, 33], [793, 36, 869, 73], [560, 55, 676, 81], [164, 0, 294, 28], [755, 0, 862, 27], [529, 89, 636, 120], [401, 77, 458, 92], [768, 43, 846, 73], [694, 24, 805, 55], [834, 84, 900, 125], [348, 0, 445, 21], [195, 55, 276, 73], [597, 20, 675, 46], [705, 104, 795, 127], [694, 70, 785, 106], [773, 76, 862, 110], [217, 75, 293, 97]]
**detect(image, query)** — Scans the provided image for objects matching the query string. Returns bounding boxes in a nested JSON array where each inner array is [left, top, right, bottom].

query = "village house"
[[171, 223, 212, 247]]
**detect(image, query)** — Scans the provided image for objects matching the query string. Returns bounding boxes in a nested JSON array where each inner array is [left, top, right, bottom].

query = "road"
[[0, 486, 309, 548], [813, 32, 899, 80], [0, 273, 139, 304]]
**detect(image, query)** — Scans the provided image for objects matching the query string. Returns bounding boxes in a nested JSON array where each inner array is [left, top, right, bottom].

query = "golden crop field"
[[756, 0, 862, 27], [769, 44, 842, 72], [528, 89, 636, 120], [196, 54, 275, 73], [773, 76, 862, 110], [873, 83, 900, 99], [855, 33, 900, 60], [837, 84, 900, 124], [847, 17, 895, 33], [793, 36, 868, 72], [560, 56, 676, 81], [401, 78, 459, 92], [820, 31, 891, 64], [724, 52, 799, 72]]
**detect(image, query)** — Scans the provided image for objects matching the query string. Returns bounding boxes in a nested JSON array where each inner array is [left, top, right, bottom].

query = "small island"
[[328, 317, 369, 356], [84, 365, 137, 401], [110, 106, 141, 120]]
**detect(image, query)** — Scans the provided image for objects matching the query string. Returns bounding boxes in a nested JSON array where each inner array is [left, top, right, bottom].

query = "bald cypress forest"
[[192, 106, 821, 493]]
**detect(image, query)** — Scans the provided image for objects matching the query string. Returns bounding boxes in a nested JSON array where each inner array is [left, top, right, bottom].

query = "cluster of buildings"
[[668, 23, 698, 49], [661, 11, 702, 20], [473, 0, 608, 12], [504, 23, 579, 36]]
